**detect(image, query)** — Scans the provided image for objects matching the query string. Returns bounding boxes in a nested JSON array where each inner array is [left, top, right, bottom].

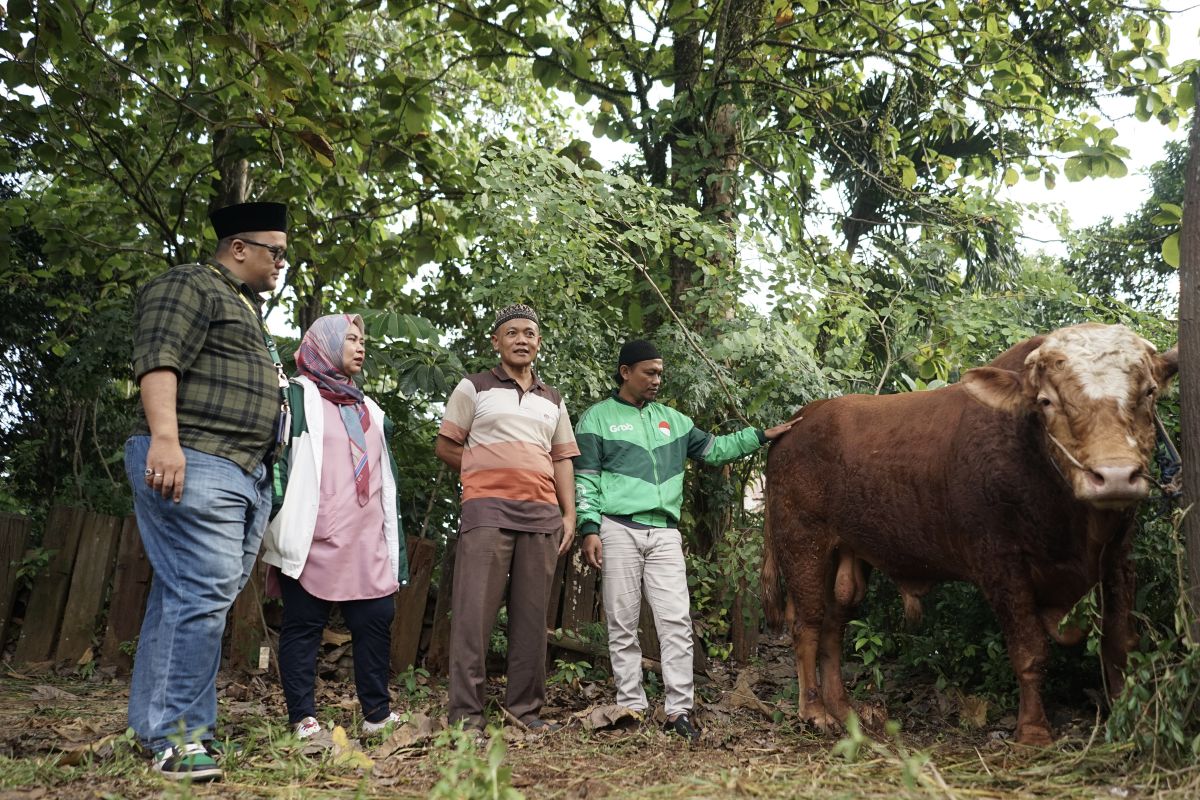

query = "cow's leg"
[[816, 550, 862, 724], [986, 581, 1053, 746], [783, 545, 838, 732]]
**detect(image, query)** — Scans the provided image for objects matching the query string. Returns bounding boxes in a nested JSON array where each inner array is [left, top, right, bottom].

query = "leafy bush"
[[429, 726, 523, 800], [1107, 510, 1200, 765]]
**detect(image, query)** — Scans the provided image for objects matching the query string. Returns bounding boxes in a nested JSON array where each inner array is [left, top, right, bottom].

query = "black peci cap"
[[613, 339, 662, 383], [209, 201, 288, 239]]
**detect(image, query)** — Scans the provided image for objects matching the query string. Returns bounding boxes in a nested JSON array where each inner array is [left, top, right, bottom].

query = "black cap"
[[209, 202, 288, 239], [614, 339, 661, 383]]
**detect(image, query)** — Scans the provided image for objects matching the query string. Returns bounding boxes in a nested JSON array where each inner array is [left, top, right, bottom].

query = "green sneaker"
[[153, 743, 223, 782], [203, 738, 243, 760]]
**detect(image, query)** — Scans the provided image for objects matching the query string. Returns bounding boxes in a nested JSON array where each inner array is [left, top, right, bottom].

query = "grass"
[[2, 663, 1199, 798]]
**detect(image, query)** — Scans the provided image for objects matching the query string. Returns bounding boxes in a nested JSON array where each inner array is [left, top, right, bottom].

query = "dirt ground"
[[1, 639, 1197, 799]]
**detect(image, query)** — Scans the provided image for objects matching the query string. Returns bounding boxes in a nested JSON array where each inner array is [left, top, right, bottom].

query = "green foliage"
[[429, 727, 523, 800], [13, 546, 53, 589], [847, 619, 886, 692], [548, 659, 591, 688], [1107, 511, 1200, 766], [643, 669, 664, 701], [489, 607, 508, 659], [394, 666, 433, 703], [1109, 637, 1200, 765], [832, 715, 930, 791], [687, 525, 764, 657]]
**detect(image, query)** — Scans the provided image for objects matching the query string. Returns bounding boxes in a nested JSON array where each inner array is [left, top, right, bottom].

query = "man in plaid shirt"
[[124, 201, 288, 782]]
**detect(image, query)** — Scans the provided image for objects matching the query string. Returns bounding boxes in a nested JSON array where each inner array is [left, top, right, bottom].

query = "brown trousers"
[[447, 526, 561, 728]]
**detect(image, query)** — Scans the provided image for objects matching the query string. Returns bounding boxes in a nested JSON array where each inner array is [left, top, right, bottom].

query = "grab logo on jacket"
[[609, 423, 634, 433], [658, 421, 671, 438]]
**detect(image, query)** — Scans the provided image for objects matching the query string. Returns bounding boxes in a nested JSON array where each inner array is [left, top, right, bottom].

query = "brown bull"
[[762, 323, 1178, 745]]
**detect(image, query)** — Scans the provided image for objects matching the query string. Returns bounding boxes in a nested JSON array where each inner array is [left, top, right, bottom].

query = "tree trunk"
[[210, 3, 252, 213], [296, 275, 325, 335], [1179, 97, 1200, 643]]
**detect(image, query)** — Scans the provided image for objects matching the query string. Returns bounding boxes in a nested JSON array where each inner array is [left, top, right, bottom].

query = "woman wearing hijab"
[[264, 313, 409, 739]]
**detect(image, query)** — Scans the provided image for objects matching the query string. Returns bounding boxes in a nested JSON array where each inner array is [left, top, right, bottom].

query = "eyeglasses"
[[237, 237, 288, 262]]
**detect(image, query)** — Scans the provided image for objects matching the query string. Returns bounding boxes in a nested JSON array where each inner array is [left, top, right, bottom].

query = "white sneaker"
[[361, 711, 402, 736], [294, 716, 321, 739]]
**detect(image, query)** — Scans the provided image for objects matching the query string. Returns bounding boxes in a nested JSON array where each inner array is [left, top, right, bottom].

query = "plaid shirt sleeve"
[[132, 270, 210, 380]]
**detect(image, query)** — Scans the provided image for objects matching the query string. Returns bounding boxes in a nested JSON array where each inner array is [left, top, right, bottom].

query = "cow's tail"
[[761, 495, 786, 632]]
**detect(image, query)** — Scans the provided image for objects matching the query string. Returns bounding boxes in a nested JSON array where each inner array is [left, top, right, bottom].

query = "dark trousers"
[[447, 526, 561, 729], [278, 575, 396, 724]]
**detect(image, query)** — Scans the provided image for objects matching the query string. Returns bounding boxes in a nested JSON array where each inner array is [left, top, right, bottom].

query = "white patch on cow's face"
[[1038, 324, 1150, 410]]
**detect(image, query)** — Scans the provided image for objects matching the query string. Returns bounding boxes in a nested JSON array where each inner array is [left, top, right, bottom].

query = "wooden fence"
[[1, 507, 757, 678]]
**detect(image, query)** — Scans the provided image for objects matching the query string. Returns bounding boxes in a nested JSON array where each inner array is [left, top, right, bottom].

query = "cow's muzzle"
[[1078, 463, 1149, 507]]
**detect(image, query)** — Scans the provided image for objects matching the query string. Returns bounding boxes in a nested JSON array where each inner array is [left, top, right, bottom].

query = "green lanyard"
[[205, 262, 292, 447]]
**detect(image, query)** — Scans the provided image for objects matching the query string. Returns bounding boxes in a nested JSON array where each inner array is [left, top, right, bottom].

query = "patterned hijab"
[[296, 314, 371, 506]]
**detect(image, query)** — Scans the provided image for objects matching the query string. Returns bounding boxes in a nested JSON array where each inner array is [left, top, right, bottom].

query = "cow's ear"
[[1154, 345, 1178, 387], [960, 367, 1027, 414]]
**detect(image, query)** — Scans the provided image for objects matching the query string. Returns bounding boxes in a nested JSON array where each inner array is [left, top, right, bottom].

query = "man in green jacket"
[[575, 340, 794, 741]]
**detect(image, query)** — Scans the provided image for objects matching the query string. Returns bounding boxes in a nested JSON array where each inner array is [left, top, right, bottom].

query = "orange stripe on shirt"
[[461, 440, 554, 475], [462, 468, 557, 504]]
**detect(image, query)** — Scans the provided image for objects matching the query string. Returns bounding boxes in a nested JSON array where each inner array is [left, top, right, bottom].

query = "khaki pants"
[[599, 516, 693, 718], [448, 526, 561, 729]]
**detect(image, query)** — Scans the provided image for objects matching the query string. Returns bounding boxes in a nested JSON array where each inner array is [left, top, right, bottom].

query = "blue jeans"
[[124, 435, 271, 751]]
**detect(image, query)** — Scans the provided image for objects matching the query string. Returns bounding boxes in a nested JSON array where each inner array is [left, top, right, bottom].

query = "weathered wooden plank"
[[425, 536, 457, 675], [0, 513, 32, 649], [227, 558, 267, 672], [560, 549, 597, 634], [55, 511, 123, 663], [99, 516, 152, 673], [14, 507, 85, 663], [389, 536, 437, 673]]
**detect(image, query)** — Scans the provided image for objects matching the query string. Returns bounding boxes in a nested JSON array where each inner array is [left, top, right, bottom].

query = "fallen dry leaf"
[[566, 778, 608, 799], [29, 685, 79, 702], [576, 704, 642, 731], [298, 727, 335, 757], [371, 712, 441, 759], [330, 725, 374, 770], [958, 692, 989, 729], [50, 717, 102, 742], [54, 733, 120, 766], [722, 670, 773, 717]]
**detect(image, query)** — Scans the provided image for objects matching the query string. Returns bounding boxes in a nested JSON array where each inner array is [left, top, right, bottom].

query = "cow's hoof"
[[800, 708, 842, 735], [1014, 725, 1054, 747]]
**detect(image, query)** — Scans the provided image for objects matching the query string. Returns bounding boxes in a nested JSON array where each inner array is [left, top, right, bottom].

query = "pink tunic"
[[298, 399, 399, 601]]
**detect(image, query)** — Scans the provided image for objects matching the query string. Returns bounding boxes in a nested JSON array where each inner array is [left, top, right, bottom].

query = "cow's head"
[[961, 323, 1178, 509]]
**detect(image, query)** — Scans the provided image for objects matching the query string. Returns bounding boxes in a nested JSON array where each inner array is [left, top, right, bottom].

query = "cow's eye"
[[1038, 396, 1052, 408], [1145, 385, 1157, 397]]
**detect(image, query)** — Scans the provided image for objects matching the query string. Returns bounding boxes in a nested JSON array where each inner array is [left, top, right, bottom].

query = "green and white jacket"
[[574, 393, 767, 535]]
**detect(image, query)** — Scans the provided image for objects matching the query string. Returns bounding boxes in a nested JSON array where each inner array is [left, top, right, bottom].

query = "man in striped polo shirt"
[[436, 304, 579, 733]]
